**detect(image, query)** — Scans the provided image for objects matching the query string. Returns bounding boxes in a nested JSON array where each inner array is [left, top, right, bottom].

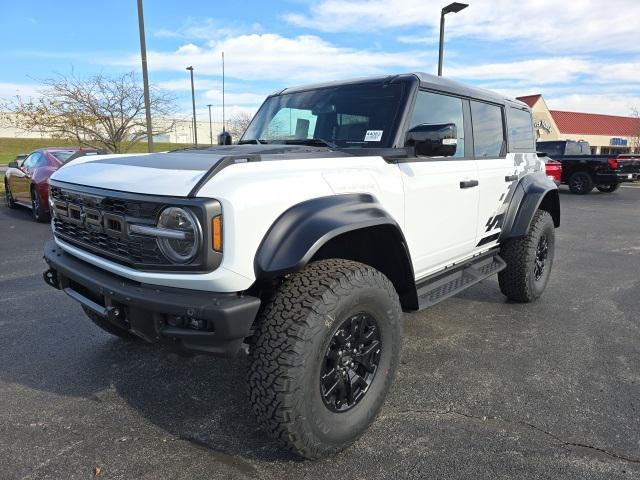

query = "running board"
[[416, 251, 506, 310]]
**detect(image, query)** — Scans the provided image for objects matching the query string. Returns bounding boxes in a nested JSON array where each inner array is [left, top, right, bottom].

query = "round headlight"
[[156, 207, 201, 264]]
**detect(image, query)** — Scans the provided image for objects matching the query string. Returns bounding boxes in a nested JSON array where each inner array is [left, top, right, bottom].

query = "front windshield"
[[241, 82, 407, 148]]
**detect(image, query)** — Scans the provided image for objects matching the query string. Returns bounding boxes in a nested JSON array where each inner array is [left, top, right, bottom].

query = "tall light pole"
[[206, 104, 213, 145], [186, 66, 197, 145], [136, 0, 153, 152], [438, 2, 468, 76], [221, 51, 226, 133]]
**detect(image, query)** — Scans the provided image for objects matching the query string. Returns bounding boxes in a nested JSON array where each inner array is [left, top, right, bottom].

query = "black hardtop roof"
[[278, 72, 529, 109]]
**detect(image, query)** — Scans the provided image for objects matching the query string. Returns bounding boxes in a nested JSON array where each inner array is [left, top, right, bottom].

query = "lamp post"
[[136, 0, 153, 152], [207, 104, 213, 145], [438, 2, 468, 76], [186, 66, 197, 145]]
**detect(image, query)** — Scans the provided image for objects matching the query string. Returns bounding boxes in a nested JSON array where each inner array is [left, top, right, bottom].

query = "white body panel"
[[399, 159, 479, 279], [52, 151, 542, 293]]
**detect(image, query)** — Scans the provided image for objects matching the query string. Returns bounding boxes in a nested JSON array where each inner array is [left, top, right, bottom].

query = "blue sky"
[[2, 0, 639, 122]]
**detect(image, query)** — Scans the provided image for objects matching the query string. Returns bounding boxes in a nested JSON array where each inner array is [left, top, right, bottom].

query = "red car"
[[4, 147, 103, 222]]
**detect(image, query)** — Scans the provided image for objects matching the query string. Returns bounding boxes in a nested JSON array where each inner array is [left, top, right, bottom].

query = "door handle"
[[460, 180, 479, 189], [505, 175, 518, 182]]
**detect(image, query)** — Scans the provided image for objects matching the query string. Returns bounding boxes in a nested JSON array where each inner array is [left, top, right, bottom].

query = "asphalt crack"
[[383, 407, 640, 465]]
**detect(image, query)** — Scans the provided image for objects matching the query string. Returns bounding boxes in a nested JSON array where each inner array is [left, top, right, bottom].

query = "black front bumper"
[[43, 239, 261, 356]]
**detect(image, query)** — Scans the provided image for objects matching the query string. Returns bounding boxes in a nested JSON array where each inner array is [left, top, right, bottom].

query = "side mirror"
[[217, 131, 232, 145], [405, 123, 458, 157], [8, 161, 19, 169]]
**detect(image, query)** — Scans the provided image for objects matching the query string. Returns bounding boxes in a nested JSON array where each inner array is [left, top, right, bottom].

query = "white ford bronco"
[[42, 73, 559, 459]]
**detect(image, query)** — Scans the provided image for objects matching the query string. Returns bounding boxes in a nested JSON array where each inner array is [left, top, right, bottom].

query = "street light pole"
[[136, 0, 153, 152], [438, 2, 468, 76], [221, 51, 226, 133], [207, 104, 213, 145], [186, 66, 197, 145]]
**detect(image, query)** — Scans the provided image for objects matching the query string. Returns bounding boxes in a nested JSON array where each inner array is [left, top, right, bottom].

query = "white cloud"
[[203, 89, 266, 106], [446, 57, 593, 85], [0, 82, 41, 100], [114, 33, 426, 83], [546, 94, 640, 116], [284, 0, 640, 53], [154, 18, 262, 41], [156, 78, 222, 91]]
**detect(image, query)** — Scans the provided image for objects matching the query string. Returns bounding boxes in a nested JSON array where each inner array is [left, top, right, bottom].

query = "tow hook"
[[43, 268, 60, 290]]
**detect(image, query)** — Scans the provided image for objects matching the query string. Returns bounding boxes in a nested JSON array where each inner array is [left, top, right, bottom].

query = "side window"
[[507, 107, 535, 151], [409, 91, 465, 158], [470, 101, 505, 158], [22, 153, 36, 169], [33, 152, 47, 167], [267, 107, 318, 140]]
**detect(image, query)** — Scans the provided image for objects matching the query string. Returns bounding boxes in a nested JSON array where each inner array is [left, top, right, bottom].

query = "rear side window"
[[564, 141, 582, 156], [537, 142, 563, 157], [470, 101, 505, 158], [507, 107, 535, 151], [409, 91, 465, 158]]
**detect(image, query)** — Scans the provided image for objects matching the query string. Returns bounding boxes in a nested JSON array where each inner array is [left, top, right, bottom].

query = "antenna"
[[222, 51, 226, 133]]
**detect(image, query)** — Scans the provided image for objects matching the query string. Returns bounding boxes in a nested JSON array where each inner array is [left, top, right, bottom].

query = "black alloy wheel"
[[320, 312, 381, 413], [568, 172, 594, 195], [31, 188, 49, 222], [596, 183, 620, 193], [534, 233, 549, 281], [4, 181, 16, 208]]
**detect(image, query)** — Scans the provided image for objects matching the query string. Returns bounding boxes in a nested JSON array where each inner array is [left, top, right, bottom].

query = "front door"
[[399, 90, 479, 279]]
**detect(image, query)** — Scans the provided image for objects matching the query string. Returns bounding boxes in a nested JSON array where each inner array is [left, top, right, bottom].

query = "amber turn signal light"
[[212, 215, 223, 252]]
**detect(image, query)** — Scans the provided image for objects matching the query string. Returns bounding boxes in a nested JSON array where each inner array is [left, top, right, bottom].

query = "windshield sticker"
[[364, 130, 383, 142]]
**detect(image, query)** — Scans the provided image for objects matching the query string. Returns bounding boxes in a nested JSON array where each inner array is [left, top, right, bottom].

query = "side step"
[[416, 251, 506, 310]]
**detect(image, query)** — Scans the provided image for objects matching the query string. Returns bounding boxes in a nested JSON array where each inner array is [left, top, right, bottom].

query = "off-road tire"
[[4, 180, 16, 208], [568, 171, 594, 195], [249, 259, 403, 459], [82, 305, 137, 339], [498, 210, 555, 303], [31, 187, 50, 223], [596, 183, 620, 193]]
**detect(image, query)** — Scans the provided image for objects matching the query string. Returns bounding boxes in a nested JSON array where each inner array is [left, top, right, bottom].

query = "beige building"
[[517, 95, 640, 154], [0, 113, 224, 145]]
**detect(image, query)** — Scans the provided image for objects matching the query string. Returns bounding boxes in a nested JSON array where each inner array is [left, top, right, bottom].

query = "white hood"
[[51, 152, 219, 197]]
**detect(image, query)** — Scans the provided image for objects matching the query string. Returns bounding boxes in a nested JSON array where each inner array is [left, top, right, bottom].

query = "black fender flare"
[[500, 171, 560, 240], [254, 193, 413, 281]]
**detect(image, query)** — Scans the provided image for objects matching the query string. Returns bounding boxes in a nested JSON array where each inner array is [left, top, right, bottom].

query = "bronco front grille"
[[49, 181, 221, 272], [52, 217, 164, 265], [50, 185, 177, 268]]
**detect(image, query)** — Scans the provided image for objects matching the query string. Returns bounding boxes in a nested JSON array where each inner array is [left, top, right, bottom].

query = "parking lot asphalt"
[[1, 187, 639, 480]]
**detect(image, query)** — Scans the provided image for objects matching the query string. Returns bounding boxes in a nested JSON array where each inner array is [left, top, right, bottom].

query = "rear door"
[[473, 102, 524, 246], [398, 90, 479, 279]]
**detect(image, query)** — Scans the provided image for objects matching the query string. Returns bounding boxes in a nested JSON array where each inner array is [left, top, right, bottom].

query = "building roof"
[[516, 94, 542, 108], [549, 110, 640, 136]]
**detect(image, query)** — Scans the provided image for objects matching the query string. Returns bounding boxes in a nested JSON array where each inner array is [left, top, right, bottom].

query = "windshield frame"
[[241, 77, 417, 150]]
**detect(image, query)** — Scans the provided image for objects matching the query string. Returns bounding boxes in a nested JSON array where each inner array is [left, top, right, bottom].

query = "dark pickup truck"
[[537, 140, 640, 194]]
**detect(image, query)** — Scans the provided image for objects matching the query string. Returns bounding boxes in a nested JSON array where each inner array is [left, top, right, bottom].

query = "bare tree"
[[0, 72, 176, 153], [227, 111, 254, 141]]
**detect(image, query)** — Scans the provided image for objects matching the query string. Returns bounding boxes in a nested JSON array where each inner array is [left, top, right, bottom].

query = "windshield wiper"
[[281, 138, 338, 149]]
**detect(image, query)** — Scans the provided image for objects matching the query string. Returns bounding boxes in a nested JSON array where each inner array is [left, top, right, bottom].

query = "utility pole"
[[136, 0, 154, 152], [438, 2, 469, 76], [222, 51, 226, 133], [186, 66, 197, 145], [207, 104, 213, 145]]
